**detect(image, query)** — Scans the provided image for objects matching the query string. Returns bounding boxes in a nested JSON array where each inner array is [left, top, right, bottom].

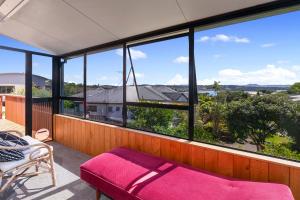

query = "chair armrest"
[[4, 130, 24, 137], [0, 143, 52, 161]]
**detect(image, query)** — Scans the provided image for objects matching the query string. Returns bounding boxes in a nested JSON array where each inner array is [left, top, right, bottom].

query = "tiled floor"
[[1, 142, 110, 200], [0, 119, 25, 136]]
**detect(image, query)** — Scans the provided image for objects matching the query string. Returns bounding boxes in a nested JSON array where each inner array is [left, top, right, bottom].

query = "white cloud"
[[198, 34, 250, 43], [135, 73, 144, 78], [292, 65, 300, 71], [197, 64, 299, 85], [116, 48, 147, 60], [97, 76, 108, 81], [65, 74, 82, 84], [173, 56, 188, 64], [213, 54, 222, 59], [127, 72, 144, 83], [261, 43, 276, 48], [277, 60, 290, 64], [166, 74, 188, 85]]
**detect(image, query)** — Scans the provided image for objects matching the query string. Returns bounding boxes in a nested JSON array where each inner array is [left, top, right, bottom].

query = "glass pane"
[[127, 106, 188, 139], [32, 55, 53, 140], [62, 57, 84, 97], [60, 100, 84, 117], [194, 11, 300, 161], [126, 36, 189, 104], [0, 49, 25, 134], [32, 55, 52, 97], [86, 47, 123, 125]]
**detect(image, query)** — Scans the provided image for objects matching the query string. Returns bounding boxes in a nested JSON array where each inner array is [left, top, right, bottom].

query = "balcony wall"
[[0, 95, 52, 136], [0, 96, 2, 119], [5, 95, 25, 126], [54, 114, 300, 200]]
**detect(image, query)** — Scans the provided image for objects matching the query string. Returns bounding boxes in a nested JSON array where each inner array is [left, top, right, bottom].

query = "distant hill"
[[167, 84, 290, 93]]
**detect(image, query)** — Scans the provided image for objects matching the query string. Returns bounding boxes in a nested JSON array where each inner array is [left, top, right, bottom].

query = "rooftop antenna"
[[127, 47, 140, 100]]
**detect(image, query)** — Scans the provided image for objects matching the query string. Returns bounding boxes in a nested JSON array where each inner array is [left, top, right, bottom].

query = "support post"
[[123, 43, 127, 127], [188, 28, 195, 140], [83, 54, 87, 118], [52, 56, 61, 115], [25, 52, 32, 136]]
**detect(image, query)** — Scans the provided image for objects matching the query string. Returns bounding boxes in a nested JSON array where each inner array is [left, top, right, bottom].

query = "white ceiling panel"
[[64, 0, 186, 39], [0, 0, 278, 55], [2, 0, 117, 54], [177, 0, 275, 21], [0, 19, 74, 54]]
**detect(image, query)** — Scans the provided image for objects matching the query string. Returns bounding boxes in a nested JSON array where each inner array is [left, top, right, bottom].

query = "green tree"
[[128, 106, 188, 138], [288, 82, 300, 94], [63, 83, 83, 96], [226, 94, 295, 151], [32, 86, 51, 97]]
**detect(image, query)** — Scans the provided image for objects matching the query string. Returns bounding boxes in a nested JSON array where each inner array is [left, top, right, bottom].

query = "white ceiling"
[[0, 0, 275, 55]]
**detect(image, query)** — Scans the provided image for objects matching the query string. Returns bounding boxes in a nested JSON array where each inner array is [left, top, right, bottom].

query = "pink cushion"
[[80, 147, 294, 200]]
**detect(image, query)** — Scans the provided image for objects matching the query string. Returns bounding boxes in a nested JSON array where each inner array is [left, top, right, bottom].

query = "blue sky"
[[1, 10, 300, 85]]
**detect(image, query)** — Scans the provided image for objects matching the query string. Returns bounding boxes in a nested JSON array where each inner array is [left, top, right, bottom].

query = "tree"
[[127, 107, 188, 138], [226, 94, 289, 151], [32, 86, 51, 97], [288, 82, 300, 94]]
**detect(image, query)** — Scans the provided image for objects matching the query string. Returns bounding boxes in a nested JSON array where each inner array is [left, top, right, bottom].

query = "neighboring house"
[[0, 73, 51, 94], [69, 85, 188, 123]]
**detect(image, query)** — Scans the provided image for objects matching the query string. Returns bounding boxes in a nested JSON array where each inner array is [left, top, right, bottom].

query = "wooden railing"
[[0, 95, 52, 138], [0, 96, 2, 119], [5, 95, 25, 126], [32, 100, 52, 137], [54, 114, 300, 200]]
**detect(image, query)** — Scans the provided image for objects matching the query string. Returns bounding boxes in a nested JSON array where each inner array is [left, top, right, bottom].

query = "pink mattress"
[[80, 147, 294, 200]]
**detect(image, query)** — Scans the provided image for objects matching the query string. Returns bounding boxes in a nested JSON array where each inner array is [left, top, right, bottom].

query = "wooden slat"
[[269, 163, 290, 186], [250, 159, 269, 182], [290, 167, 300, 200], [180, 143, 192, 165], [218, 152, 234, 177], [204, 149, 218, 173], [233, 156, 250, 179], [191, 146, 205, 170]]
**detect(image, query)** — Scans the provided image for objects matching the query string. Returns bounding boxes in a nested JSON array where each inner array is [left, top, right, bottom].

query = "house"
[[68, 85, 188, 123], [0, 73, 51, 94]]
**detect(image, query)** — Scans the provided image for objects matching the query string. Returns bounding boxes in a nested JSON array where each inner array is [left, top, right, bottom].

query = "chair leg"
[[96, 190, 101, 200], [49, 150, 56, 186], [0, 171, 3, 191]]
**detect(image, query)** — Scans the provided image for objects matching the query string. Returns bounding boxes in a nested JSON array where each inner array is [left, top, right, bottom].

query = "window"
[[32, 55, 52, 97], [32, 55, 53, 140], [60, 100, 84, 117], [127, 106, 188, 139], [126, 35, 189, 105], [116, 107, 120, 112], [125, 34, 189, 138], [86, 47, 123, 125], [88, 105, 97, 112], [194, 11, 300, 161], [62, 56, 84, 97], [0, 49, 25, 125]]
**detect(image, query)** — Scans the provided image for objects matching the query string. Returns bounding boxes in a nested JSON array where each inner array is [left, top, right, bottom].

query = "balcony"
[[1, 0, 300, 200]]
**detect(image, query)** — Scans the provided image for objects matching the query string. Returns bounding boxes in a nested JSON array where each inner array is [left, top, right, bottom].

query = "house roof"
[[0, 73, 50, 87], [0, 0, 275, 55], [75, 85, 188, 104]]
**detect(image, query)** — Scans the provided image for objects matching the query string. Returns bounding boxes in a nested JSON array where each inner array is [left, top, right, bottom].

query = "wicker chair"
[[0, 130, 56, 192]]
